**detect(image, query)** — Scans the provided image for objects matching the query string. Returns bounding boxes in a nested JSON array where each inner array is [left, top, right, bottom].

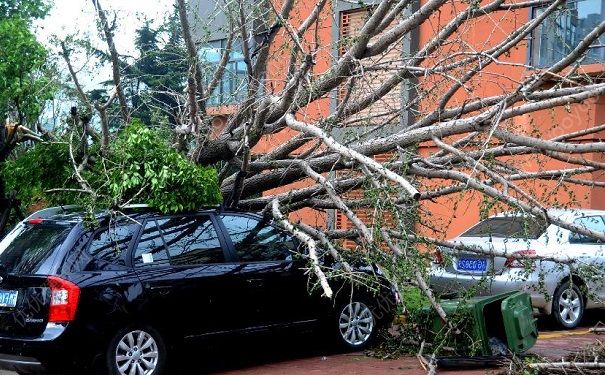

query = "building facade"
[[190, 0, 605, 239]]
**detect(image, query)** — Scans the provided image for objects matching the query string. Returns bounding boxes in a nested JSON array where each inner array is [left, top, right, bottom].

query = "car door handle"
[[148, 285, 172, 296], [246, 279, 264, 287]]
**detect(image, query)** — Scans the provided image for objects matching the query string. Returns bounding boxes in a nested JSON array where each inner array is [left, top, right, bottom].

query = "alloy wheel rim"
[[339, 301, 375, 346], [558, 288, 581, 325], [115, 330, 159, 375]]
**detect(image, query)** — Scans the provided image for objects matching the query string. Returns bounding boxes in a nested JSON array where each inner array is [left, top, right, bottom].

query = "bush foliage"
[[2, 142, 76, 209], [3, 121, 222, 213]]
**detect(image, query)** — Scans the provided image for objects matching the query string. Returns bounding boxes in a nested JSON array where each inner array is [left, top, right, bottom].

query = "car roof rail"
[[120, 204, 151, 210], [24, 205, 80, 221], [25, 203, 229, 223]]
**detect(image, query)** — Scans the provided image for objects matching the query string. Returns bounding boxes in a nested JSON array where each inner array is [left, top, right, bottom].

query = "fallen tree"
[[7, 0, 605, 366]]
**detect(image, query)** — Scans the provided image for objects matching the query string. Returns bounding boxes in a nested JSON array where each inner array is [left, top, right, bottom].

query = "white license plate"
[[0, 290, 18, 308], [457, 258, 487, 272]]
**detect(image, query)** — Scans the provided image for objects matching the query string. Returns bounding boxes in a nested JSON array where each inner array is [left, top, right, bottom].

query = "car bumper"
[[0, 323, 71, 373], [0, 353, 44, 373], [430, 267, 556, 315]]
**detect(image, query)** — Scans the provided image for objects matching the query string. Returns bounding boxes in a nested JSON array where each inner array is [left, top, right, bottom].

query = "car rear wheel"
[[552, 281, 584, 329], [107, 326, 166, 375], [335, 296, 378, 350]]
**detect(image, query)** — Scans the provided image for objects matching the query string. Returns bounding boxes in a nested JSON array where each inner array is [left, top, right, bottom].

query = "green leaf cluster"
[[2, 142, 77, 208], [99, 120, 222, 213], [3, 121, 222, 214], [0, 0, 49, 21], [0, 16, 54, 124]]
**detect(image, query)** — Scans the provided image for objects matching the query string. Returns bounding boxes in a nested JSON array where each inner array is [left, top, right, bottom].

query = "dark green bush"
[[2, 142, 77, 209], [2, 120, 222, 213], [99, 120, 222, 212]]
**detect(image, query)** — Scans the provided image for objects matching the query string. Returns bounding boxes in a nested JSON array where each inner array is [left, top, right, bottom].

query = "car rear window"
[[461, 217, 547, 239], [0, 223, 72, 274]]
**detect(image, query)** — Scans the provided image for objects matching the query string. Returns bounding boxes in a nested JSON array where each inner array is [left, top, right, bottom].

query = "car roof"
[[490, 208, 605, 221], [26, 204, 259, 224]]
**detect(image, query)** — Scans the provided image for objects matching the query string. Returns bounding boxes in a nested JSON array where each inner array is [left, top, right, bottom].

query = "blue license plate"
[[0, 290, 18, 308], [457, 258, 487, 272]]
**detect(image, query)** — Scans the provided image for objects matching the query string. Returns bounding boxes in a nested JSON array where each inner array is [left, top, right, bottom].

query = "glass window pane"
[[88, 224, 135, 266], [198, 38, 248, 105], [532, 0, 604, 66], [160, 217, 225, 266], [570, 216, 605, 243], [0, 224, 71, 274], [134, 220, 170, 266], [221, 215, 294, 262], [462, 217, 547, 239]]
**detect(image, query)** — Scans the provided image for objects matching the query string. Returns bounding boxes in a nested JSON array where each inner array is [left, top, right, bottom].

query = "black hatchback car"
[[0, 205, 397, 374]]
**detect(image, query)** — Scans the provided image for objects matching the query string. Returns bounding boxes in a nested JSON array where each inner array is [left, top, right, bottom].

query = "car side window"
[[570, 216, 605, 244], [134, 220, 170, 266], [87, 224, 135, 268], [158, 216, 225, 266], [221, 215, 295, 262]]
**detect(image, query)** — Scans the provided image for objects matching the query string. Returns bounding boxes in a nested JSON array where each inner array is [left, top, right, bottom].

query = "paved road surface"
[[0, 317, 600, 374]]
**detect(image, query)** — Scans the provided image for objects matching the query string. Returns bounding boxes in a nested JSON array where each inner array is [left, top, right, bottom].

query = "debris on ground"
[[504, 338, 605, 374], [589, 321, 605, 334]]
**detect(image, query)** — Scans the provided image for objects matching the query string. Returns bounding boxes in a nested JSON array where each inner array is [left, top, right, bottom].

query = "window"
[[88, 224, 135, 266], [160, 217, 225, 266], [134, 220, 170, 266], [462, 217, 548, 239], [135, 216, 225, 266], [199, 39, 247, 106], [0, 224, 71, 274], [221, 215, 295, 262], [531, 0, 605, 67], [570, 216, 605, 243]]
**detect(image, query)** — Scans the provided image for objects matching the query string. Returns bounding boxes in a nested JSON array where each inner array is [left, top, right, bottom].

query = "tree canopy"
[[0, 16, 51, 125], [0, 0, 49, 20]]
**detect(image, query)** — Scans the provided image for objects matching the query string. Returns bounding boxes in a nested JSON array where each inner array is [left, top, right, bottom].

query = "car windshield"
[[0, 223, 73, 274], [461, 217, 547, 239]]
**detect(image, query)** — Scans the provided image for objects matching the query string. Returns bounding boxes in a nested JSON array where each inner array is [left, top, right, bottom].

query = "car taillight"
[[433, 249, 444, 264], [27, 218, 44, 225], [48, 276, 80, 323], [504, 250, 537, 268]]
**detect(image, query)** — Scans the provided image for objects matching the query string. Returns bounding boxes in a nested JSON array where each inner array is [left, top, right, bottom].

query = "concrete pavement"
[[0, 326, 600, 374], [208, 328, 601, 375]]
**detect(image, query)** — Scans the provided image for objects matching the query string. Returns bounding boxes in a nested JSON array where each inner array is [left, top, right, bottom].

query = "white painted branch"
[[297, 160, 373, 243], [528, 362, 605, 370], [285, 114, 420, 200], [271, 199, 333, 298]]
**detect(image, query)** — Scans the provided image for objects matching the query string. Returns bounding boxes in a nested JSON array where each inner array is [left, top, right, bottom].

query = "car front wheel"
[[335, 296, 378, 350], [107, 326, 166, 375], [552, 281, 585, 329]]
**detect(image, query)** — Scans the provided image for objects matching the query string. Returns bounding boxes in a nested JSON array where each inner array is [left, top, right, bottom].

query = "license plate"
[[0, 290, 18, 308], [457, 258, 487, 272]]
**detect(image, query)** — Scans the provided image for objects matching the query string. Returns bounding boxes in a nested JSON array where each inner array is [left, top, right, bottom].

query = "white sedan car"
[[430, 209, 605, 329]]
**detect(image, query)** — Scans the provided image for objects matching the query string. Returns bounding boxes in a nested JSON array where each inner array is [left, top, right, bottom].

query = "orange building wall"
[[210, 0, 605, 239], [416, 0, 605, 238], [255, 0, 334, 227]]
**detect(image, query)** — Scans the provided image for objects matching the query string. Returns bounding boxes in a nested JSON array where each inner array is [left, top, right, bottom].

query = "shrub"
[[3, 120, 222, 214], [99, 120, 222, 212]]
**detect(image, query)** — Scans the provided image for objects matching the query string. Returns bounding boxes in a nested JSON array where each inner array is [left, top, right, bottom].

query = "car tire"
[[106, 326, 166, 375], [334, 294, 379, 350], [552, 281, 585, 329]]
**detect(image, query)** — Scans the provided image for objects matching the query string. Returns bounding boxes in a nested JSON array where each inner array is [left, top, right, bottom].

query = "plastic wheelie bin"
[[427, 290, 538, 356]]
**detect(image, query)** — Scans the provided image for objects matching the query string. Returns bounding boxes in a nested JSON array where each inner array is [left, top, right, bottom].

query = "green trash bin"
[[426, 291, 538, 356]]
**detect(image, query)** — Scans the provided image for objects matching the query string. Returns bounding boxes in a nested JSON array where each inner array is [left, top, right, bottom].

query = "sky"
[[34, 0, 174, 88], [36, 0, 174, 55], [30, 0, 176, 126]]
